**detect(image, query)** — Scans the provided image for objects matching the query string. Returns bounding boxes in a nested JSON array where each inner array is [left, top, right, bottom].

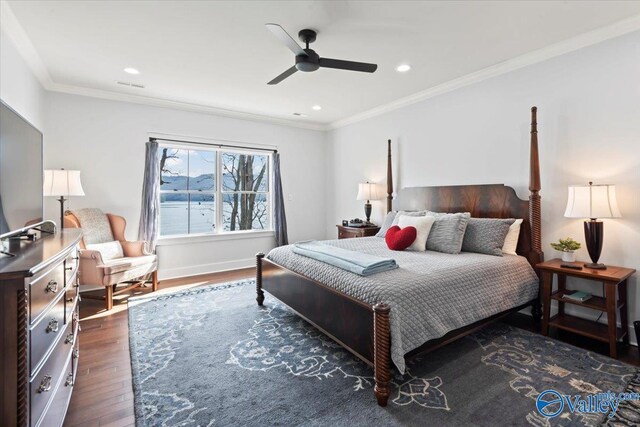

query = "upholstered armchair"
[[64, 209, 158, 310]]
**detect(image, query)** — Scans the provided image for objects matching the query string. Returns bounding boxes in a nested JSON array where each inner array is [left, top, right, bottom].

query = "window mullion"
[[187, 149, 191, 234], [216, 150, 223, 234]]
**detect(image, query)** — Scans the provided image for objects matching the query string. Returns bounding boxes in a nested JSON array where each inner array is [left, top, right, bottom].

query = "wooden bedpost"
[[373, 303, 391, 406], [386, 139, 393, 213], [529, 107, 543, 322], [256, 252, 265, 306]]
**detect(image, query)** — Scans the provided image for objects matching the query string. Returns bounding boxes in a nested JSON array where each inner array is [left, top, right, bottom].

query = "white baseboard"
[[158, 258, 255, 281]]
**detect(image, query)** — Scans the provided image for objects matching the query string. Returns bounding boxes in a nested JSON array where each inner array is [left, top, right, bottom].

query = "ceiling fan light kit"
[[266, 23, 378, 85]]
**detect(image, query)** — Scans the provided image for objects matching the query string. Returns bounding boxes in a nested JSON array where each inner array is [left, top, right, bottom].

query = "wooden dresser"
[[1, 229, 82, 427]]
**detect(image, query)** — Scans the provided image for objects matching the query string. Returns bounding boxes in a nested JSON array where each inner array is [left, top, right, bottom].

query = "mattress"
[[266, 237, 539, 373]]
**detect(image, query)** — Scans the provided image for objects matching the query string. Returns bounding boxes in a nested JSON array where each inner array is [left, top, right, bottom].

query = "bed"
[[255, 107, 544, 406]]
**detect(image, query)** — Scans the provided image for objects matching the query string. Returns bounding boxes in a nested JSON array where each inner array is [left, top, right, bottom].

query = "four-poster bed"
[[256, 107, 543, 407]]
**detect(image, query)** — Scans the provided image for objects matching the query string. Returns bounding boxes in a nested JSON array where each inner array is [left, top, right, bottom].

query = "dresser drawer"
[[30, 294, 67, 373], [29, 261, 66, 324], [32, 348, 74, 427], [29, 319, 75, 427], [340, 229, 362, 238], [337, 225, 380, 239]]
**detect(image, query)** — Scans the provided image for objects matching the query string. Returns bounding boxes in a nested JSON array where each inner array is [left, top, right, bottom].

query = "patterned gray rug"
[[128, 280, 638, 426]]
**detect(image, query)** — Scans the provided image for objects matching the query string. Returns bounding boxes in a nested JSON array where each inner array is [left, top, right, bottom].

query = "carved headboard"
[[386, 107, 543, 268]]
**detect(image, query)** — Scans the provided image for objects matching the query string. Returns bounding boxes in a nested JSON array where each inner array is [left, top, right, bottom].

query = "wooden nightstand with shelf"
[[537, 258, 636, 358], [336, 224, 380, 239]]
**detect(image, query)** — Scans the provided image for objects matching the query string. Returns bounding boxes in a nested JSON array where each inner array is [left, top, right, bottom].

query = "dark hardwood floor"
[[63, 268, 638, 426], [63, 268, 254, 427]]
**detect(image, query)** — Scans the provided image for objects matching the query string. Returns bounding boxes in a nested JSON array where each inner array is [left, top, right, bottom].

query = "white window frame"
[[157, 141, 274, 241]]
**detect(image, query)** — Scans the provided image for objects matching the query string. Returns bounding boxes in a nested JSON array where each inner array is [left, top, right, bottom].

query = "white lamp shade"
[[356, 182, 381, 201], [43, 169, 85, 197], [564, 184, 621, 219]]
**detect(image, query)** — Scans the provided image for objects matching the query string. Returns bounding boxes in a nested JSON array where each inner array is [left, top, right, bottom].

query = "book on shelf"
[[562, 291, 592, 302]]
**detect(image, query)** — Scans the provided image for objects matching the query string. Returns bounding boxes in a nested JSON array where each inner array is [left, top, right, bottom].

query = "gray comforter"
[[266, 237, 539, 373]]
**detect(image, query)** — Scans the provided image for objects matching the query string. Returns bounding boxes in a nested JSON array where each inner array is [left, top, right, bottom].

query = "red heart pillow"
[[385, 225, 417, 251]]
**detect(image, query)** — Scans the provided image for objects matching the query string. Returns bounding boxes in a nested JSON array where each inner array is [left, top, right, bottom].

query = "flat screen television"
[[0, 100, 44, 239]]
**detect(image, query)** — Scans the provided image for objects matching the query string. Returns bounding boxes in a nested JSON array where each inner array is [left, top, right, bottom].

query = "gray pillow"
[[375, 211, 398, 237], [462, 218, 515, 256], [425, 212, 470, 254]]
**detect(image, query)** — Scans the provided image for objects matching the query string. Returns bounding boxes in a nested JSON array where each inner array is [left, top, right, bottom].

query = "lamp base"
[[364, 202, 372, 224], [57, 196, 67, 229], [584, 220, 604, 270], [584, 262, 607, 270]]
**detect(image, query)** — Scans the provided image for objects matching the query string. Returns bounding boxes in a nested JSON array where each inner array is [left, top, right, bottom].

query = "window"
[[158, 143, 271, 237]]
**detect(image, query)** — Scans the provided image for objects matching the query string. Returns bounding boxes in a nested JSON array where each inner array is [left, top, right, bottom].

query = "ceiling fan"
[[265, 23, 378, 85]]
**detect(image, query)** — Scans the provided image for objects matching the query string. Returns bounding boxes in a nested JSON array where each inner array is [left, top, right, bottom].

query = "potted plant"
[[550, 237, 582, 262]]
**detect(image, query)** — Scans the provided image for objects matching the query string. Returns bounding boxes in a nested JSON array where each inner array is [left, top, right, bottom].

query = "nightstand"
[[336, 224, 380, 239], [537, 258, 636, 358]]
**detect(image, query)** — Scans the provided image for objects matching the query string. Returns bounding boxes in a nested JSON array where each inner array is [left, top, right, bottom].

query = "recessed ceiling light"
[[124, 67, 140, 75], [312, 105, 322, 111], [396, 64, 411, 73]]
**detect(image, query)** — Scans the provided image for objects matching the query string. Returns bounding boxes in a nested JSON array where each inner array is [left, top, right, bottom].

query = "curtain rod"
[[150, 137, 277, 153]]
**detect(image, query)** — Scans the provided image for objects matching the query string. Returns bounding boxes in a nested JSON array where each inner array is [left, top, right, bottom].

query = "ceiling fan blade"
[[265, 23, 307, 57], [268, 66, 298, 85], [319, 58, 377, 73]]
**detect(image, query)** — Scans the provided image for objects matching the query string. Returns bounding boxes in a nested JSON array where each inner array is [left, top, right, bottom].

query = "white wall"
[[326, 31, 640, 341], [44, 92, 327, 279], [0, 29, 45, 130]]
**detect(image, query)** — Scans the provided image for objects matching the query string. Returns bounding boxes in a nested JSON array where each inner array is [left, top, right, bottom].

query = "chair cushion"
[[86, 241, 124, 261], [102, 255, 157, 275], [71, 208, 114, 244]]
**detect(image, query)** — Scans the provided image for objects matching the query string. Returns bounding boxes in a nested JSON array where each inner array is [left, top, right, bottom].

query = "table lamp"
[[356, 182, 381, 224], [564, 182, 621, 269], [44, 169, 85, 229]]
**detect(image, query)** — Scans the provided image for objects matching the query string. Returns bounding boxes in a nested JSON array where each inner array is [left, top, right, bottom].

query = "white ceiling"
[[4, 1, 640, 128]]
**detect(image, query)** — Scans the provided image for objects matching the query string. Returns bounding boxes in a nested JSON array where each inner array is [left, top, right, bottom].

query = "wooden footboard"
[[256, 253, 392, 406]]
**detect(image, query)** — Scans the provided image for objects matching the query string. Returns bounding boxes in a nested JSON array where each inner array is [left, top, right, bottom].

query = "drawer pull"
[[66, 296, 74, 303], [65, 266, 73, 271], [45, 280, 58, 293], [65, 373, 74, 387], [65, 332, 74, 344], [46, 319, 59, 333], [37, 375, 52, 393], [73, 348, 79, 359]]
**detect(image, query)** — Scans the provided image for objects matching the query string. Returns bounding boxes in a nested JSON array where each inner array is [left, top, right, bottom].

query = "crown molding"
[[46, 82, 329, 131], [329, 15, 640, 129]]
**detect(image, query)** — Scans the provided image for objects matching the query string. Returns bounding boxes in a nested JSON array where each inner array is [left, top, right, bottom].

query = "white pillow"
[[391, 210, 426, 227], [397, 215, 436, 252], [86, 240, 124, 261], [501, 219, 523, 255]]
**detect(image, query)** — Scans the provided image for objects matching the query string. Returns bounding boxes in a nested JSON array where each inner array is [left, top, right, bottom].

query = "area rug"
[[128, 280, 637, 426]]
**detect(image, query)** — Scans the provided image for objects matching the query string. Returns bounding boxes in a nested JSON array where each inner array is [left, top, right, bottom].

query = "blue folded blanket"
[[292, 241, 398, 276]]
